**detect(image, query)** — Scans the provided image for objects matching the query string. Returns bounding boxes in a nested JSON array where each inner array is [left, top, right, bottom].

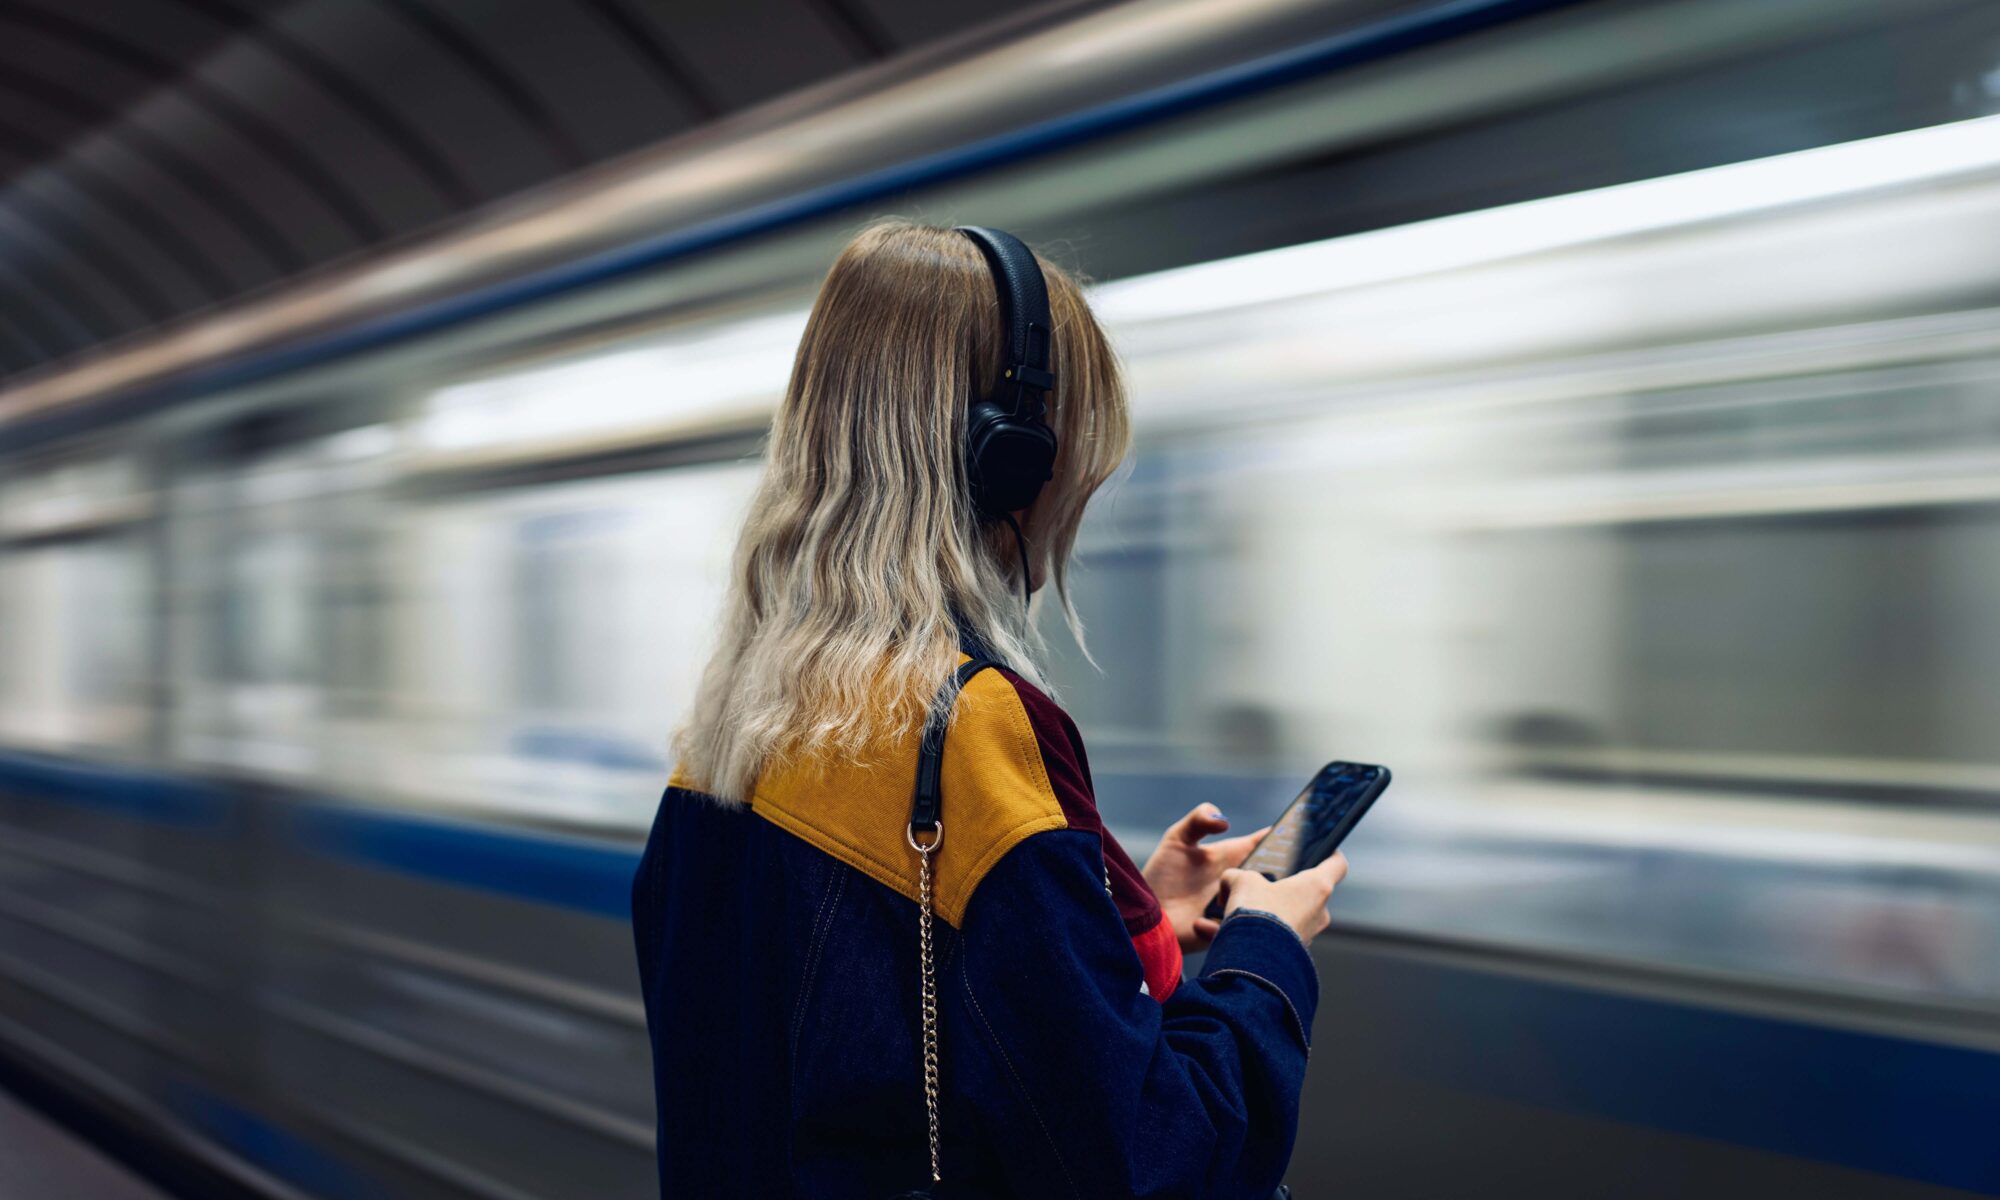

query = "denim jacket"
[[630, 662, 1319, 1198]]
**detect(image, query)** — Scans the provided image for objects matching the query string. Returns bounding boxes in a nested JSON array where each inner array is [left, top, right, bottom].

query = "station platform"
[[0, 1088, 166, 1200]]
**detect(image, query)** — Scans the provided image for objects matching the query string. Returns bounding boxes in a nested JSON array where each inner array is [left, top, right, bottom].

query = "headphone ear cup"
[[966, 399, 1058, 518]]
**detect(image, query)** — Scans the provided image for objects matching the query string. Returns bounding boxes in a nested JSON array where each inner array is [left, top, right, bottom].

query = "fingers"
[[1167, 804, 1231, 847], [1218, 866, 1273, 911], [1301, 849, 1348, 892], [1271, 852, 1348, 919], [1212, 854, 1351, 946], [1191, 917, 1222, 945], [1210, 826, 1272, 868]]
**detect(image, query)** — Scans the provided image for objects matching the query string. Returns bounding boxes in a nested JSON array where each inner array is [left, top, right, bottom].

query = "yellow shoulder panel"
[[750, 664, 1068, 927]]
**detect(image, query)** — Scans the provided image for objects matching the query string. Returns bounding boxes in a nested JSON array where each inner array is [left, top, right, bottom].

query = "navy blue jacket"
[[630, 663, 1318, 1198]]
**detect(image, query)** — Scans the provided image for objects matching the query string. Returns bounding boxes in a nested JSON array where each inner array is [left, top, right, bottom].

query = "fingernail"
[[1207, 806, 1224, 820]]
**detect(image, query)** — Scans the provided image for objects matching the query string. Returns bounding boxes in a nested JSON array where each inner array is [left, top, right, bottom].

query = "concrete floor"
[[0, 1088, 165, 1199]]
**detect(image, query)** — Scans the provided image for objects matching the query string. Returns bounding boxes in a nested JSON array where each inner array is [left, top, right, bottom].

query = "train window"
[[0, 538, 148, 752], [1036, 452, 1173, 760], [229, 525, 315, 687], [1614, 508, 2000, 772], [1619, 365, 2000, 470], [392, 461, 758, 828], [512, 510, 629, 714], [0, 454, 153, 754], [158, 429, 405, 775], [321, 518, 391, 719]]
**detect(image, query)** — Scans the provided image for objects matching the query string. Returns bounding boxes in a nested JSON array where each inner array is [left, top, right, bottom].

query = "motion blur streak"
[[1093, 109, 2000, 321], [3, 0, 2000, 1197]]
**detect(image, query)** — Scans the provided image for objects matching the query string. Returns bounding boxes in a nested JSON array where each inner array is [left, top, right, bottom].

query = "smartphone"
[[1204, 761, 1391, 920]]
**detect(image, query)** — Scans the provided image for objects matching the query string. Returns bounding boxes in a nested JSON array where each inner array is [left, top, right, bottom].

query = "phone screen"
[[1239, 761, 1390, 880]]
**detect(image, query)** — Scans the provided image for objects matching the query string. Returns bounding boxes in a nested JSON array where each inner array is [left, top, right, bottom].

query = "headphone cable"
[[1002, 512, 1032, 613]]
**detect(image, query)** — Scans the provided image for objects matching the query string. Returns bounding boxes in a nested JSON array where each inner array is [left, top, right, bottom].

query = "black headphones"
[[955, 226, 1058, 521]]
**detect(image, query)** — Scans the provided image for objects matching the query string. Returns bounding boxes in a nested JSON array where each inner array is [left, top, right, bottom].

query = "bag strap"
[[909, 657, 996, 836], [905, 656, 998, 1188]]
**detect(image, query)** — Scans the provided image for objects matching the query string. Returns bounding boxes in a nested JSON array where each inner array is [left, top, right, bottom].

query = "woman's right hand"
[[1218, 852, 1349, 944]]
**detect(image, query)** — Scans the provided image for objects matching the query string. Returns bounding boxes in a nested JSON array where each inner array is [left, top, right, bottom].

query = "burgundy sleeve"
[[996, 667, 1184, 999]]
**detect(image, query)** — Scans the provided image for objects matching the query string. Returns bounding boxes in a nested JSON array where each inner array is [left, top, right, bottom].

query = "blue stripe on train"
[[1393, 962, 2000, 1195], [7, 750, 1994, 1190], [0, 749, 231, 829], [293, 794, 2000, 1191], [167, 1081, 376, 1200], [289, 803, 642, 920]]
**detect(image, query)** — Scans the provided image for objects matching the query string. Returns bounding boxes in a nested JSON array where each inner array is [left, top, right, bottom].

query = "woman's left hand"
[[1142, 805, 1270, 953]]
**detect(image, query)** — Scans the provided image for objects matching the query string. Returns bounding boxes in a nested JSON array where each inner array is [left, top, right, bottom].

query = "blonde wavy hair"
[[674, 220, 1131, 804]]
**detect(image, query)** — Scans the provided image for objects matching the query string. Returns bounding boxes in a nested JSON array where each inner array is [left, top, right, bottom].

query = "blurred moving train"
[[3, 0, 1999, 1196]]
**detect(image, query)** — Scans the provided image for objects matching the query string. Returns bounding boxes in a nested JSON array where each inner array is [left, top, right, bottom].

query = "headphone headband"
[[955, 226, 1055, 416]]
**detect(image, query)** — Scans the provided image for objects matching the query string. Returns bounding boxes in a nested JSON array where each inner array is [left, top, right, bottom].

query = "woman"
[[631, 221, 1347, 1199]]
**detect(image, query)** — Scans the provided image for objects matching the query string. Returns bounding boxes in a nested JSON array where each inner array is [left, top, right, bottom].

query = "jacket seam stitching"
[[963, 968, 1084, 1200], [1205, 967, 1312, 1056], [952, 813, 1070, 918], [752, 803, 1065, 928], [945, 670, 1068, 912], [745, 669, 1070, 925], [751, 804, 908, 897], [789, 865, 846, 1063], [985, 672, 1059, 824]]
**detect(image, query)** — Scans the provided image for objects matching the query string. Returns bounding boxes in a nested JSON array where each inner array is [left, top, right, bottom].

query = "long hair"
[[673, 221, 1130, 804]]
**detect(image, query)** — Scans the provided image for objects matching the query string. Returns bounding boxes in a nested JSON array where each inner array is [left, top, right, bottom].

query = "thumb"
[[1210, 825, 1272, 868], [1169, 804, 1230, 846]]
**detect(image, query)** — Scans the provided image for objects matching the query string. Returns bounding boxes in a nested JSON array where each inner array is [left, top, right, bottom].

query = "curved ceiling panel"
[[0, 0, 1062, 380]]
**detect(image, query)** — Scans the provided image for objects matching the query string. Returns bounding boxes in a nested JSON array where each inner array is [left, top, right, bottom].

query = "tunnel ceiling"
[[0, 0, 1068, 383]]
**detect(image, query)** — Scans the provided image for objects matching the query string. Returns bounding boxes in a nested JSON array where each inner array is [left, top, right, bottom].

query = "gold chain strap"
[[908, 821, 944, 1185]]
